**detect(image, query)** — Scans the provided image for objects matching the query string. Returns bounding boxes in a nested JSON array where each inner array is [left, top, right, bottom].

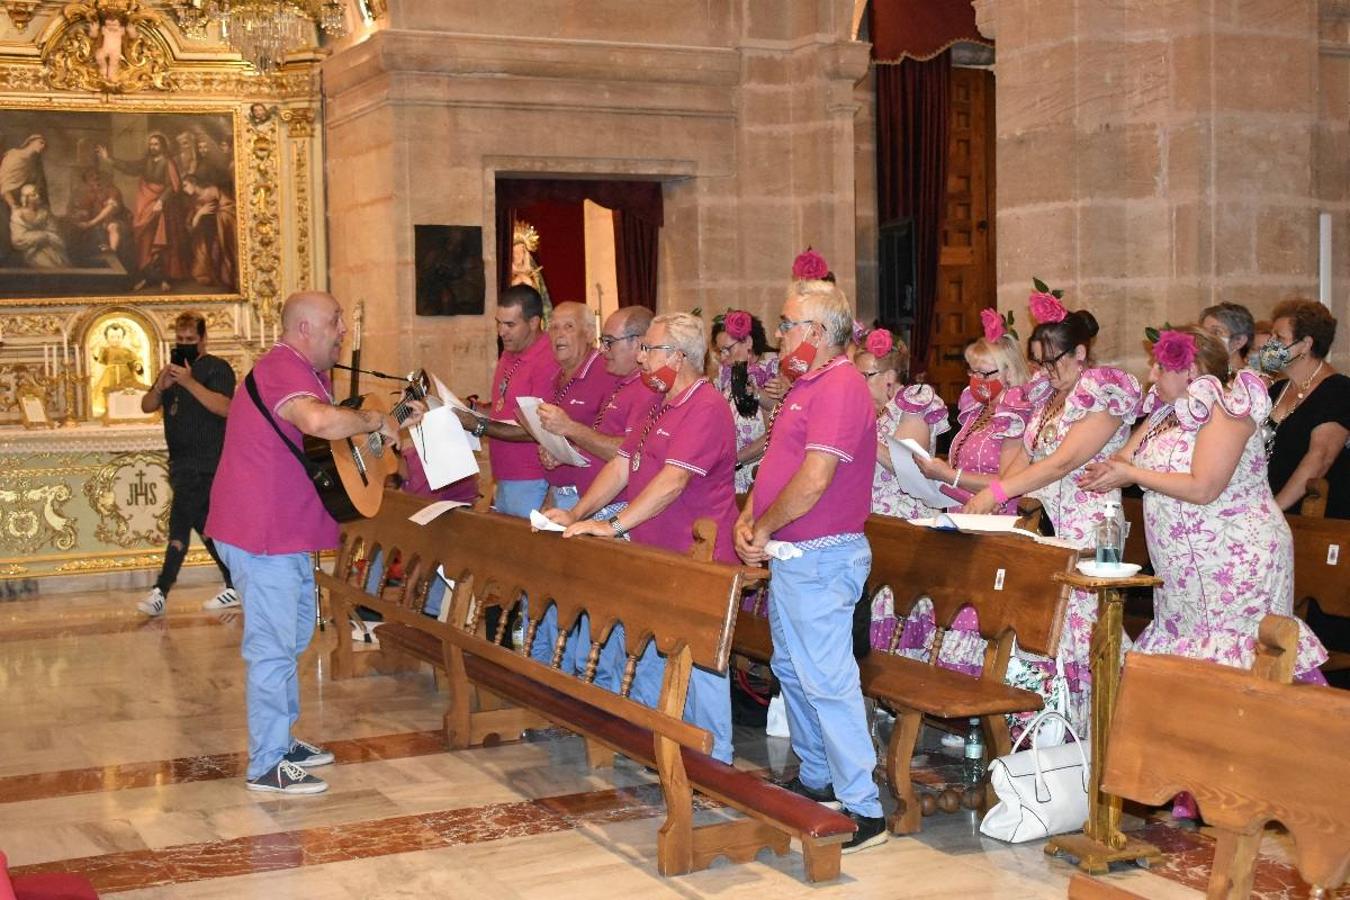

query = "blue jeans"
[[492, 478, 549, 519], [363, 551, 446, 617], [531, 485, 581, 663], [216, 541, 316, 780], [562, 500, 628, 677], [768, 537, 881, 817], [629, 640, 733, 764]]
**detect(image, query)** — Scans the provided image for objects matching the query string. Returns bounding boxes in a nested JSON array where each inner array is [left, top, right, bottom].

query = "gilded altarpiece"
[[0, 0, 326, 579]]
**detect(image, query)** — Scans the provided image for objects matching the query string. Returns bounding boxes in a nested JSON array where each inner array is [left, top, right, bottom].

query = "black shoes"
[[842, 811, 889, 854], [777, 775, 842, 809]]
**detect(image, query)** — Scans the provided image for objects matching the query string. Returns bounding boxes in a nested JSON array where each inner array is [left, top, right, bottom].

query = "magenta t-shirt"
[[616, 379, 739, 564], [544, 351, 621, 490], [403, 444, 479, 504], [205, 342, 340, 554], [752, 356, 877, 543], [487, 334, 560, 481]]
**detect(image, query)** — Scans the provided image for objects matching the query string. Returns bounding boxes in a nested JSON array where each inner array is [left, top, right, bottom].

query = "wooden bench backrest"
[[1286, 513, 1350, 619], [1103, 641, 1350, 890], [864, 516, 1079, 658], [332, 491, 751, 673]]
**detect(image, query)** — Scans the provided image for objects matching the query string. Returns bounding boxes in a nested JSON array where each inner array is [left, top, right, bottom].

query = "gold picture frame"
[[18, 391, 50, 428]]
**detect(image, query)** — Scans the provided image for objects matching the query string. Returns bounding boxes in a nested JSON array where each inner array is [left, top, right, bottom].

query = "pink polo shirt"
[[544, 350, 621, 490], [617, 379, 739, 564], [487, 333, 560, 481], [206, 342, 340, 554], [584, 371, 663, 497], [752, 355, 877, 543]]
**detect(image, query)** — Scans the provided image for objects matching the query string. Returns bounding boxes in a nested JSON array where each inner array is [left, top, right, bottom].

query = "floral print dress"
[[1018, 367, 1142, 732], [1132, 371, 1327, 677], [715, 353, 779, 494]]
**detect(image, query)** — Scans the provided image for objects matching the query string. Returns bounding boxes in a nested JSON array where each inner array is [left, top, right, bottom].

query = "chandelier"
[[172, 0, 348, 74]]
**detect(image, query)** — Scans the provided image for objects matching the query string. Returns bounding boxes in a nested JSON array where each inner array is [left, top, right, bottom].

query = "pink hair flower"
[[980, 308, 1005, 342], [865, 328, 894, 358], [1028, 291, 1067, 324], [792, 248, 830, 281], [724, 310, 752, 341], [1153, 330, 1198, 373]]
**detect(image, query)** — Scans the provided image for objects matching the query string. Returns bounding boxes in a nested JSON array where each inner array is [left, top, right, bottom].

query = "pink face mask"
[[780, 340, 818, 382]]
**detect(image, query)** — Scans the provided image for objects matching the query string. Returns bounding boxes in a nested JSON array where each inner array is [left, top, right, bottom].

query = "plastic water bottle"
[[511, 616, 526, 652], [963, 718, 985, 786], [1095, 501, 1123, 566]]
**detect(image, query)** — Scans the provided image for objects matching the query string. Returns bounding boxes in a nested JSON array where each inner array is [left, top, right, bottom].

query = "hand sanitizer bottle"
[[1095, 501, 1122, 566]]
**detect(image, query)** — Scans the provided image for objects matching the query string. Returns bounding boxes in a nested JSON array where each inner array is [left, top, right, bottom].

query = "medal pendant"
[[495, 397, 504, 413], [631, 452, 641, 472]]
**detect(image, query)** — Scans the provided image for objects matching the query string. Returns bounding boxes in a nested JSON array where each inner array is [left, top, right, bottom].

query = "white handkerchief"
[[529, 509, 566, 532], [408, 500, 470, 525], [764, 540, 803, 561]]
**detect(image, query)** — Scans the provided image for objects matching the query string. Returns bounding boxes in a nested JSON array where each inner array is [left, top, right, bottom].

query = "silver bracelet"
[[951, 468, 963, 488]]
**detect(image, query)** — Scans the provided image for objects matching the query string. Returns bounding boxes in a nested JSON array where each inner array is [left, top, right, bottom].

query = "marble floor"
[[0, 582, 1339, 898]]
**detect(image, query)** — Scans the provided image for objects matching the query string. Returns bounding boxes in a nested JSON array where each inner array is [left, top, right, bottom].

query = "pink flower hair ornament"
[[980, 308, 1018, 343], [792, 247, 831, 281], [1028, 276, 1068, 324], [723, 310, 752, 341], [865, 328, 895, 358], [1152, 330, 1198, 373]]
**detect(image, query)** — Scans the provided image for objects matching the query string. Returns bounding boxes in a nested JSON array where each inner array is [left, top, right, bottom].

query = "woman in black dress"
[[1262, 299, 1349, 518]]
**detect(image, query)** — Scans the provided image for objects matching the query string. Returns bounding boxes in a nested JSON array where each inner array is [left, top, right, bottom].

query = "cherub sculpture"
[[89, 11, 137, 81]]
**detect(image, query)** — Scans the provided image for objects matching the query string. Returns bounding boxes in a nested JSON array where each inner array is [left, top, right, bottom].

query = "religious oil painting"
[[414, 224, 486, 316], [85, 310, 154, 420], [0, 107, 239, 300]]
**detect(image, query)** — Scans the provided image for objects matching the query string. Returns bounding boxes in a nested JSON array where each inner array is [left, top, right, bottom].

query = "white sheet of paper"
[[516, 396, 590, 467], [429, 372, 481, 451], [408, 499, 471, 525], [529, 509, 566, 532], [885, 436, 961, 509], [764, 540, 803, 561], [891, 437, 933, 461], [909, 513, 1039, 538], [410, 405, 480, 490]]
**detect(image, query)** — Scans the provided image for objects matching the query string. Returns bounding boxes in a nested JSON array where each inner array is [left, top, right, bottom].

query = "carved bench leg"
[[884, 709, 924, 835], [655, 736, 695, 876], [584, 737, 615, 769], [1208, 829, 1261, 899], [800, 837, 844, 882]]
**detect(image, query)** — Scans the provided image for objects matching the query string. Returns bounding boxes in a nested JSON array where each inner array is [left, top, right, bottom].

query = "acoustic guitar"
[[302, 370, 430, 522]]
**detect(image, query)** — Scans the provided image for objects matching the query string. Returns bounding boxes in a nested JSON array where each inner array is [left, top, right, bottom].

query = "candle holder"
[[58, 368, 82, 427]]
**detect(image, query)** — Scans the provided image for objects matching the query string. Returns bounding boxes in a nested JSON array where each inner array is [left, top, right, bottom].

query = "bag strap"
[[1010, 709, 1090, 797], [244, 371, 323, 479]]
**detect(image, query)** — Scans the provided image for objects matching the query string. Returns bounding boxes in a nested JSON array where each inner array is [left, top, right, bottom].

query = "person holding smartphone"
[[137, 310, 237, 616]]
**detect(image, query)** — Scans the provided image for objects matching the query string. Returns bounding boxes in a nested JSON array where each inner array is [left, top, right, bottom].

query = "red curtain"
[[495, 179, 663, 302], [612, 209, 658, 310], [876, 52, 950, 374], [869, 0, 990, 63]]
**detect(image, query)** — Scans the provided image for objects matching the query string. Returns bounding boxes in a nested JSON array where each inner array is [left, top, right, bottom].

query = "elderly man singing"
[[544, 312, 739, 763], [735, 280, 887, 853]]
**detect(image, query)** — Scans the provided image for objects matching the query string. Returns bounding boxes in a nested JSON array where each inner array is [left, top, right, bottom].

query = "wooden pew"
[[1287, 512, 1350, 675], [1301, 477, 1330, 518], [732, 515, 1080, 835], [320, 491, 857, 883], [1068, 615, 1350, 899]]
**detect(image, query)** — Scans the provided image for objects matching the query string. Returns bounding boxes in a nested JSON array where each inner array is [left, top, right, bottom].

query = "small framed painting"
[[19, 393, 49, 428]]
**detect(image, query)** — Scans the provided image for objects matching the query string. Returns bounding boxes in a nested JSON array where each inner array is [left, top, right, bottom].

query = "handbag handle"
[[1010, 709, 1090, 801]]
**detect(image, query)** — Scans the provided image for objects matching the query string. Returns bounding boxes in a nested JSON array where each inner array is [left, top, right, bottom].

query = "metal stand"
[[1045, 571, 1163, 875]]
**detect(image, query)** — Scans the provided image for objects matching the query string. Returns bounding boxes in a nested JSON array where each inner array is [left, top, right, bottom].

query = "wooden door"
[[926, 67, 996, 406]]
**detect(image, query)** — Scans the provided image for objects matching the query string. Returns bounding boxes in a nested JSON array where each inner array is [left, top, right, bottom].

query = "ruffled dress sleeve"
[[1063, 366, 1142, 426], [955, 387, 980, 428], [989, 383, 1033, 441], [895, 383, 952, 441], [1173, 370, 1272, 431], [747, 353, 779, 388]]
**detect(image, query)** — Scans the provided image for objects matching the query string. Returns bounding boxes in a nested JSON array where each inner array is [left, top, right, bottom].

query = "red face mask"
[[969, 375, 1004, 404], [641, 364, 679, 393], [780, 340, 818, 382]]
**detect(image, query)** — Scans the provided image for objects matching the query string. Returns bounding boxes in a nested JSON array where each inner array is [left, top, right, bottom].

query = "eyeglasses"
[[967, 366, 999, 378], [716, 339, 746, 357], [777, 318, 816, 335], [599, 334, 638, 350], [1030, 348, 1071, 371], [639, 343, 681, 355], [859, 370, 882, 379]]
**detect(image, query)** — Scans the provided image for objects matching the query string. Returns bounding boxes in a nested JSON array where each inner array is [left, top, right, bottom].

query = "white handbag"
[[979, 709, 1091, 843]]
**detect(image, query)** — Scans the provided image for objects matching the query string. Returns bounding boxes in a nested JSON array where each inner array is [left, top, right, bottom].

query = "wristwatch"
[[607, 516, 627, 537], [471, 416, 488, 438]]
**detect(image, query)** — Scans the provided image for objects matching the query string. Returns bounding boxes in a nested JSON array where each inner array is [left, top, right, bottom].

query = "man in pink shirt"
[[454, 284, 557, 517], [735, 280, 887, 853], [535, 301, 620, 511], [545, 313, 739, 763], [207, 291, 419, 796]]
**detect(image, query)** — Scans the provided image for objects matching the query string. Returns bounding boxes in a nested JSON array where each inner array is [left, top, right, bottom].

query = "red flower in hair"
[[724, 310, 752, 341], [1029, 291, 1067, 324], [792, 248, 830, 281], [1153, 330, 1198, 373], [865, 329, 894, 358], [980, 308, 1005, 342]]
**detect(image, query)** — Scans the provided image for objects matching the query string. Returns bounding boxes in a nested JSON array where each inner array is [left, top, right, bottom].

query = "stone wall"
[[323, 0, 869, 395], [977, 0, 1349, 374]]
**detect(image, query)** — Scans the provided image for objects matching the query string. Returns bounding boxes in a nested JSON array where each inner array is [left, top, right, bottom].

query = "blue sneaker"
[[245, 760, 327, 795], [284, 738, 335, 768]]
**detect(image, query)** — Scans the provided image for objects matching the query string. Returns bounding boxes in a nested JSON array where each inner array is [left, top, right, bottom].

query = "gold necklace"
[[1295, 360, 1326, 402], [1033, 386, 1072, 453]]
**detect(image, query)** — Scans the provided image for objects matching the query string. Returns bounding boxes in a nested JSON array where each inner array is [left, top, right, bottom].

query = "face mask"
[[641, 364, 679, 393], [1257, 338, 1299, 373], [173, 343, 200, 365], [969, 375, 1004, 404], [780, 339, 818, 382]]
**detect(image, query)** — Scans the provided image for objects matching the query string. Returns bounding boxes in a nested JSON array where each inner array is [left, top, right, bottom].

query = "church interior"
[[2, 0, 1349, 897]]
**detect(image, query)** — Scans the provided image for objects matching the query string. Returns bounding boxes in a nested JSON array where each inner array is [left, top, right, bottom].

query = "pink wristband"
[[989, 480, 1009, 504]]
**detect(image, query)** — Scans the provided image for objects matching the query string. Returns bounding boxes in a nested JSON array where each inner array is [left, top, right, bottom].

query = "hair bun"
[[1071, 309, 1100, 339]]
